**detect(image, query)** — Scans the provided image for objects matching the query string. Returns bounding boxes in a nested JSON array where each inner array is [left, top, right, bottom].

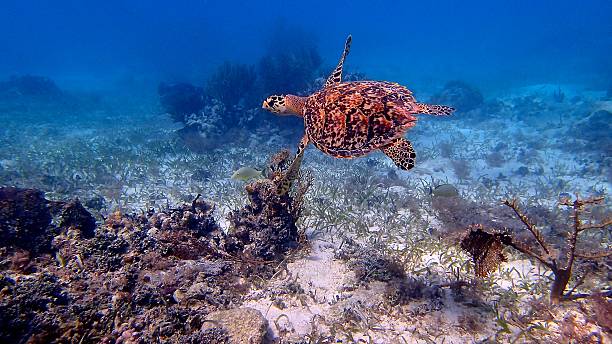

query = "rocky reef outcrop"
[[0, 188, 56, 254], [430, 80, 484, 112], [0, 149, 310, 343], [569, 104, 611, 155], [158, 82, 205, 123]]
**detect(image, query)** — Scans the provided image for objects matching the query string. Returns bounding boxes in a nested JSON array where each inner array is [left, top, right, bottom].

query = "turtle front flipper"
[[416, 103, 455, 116], [324, 35, 352, 88], [381, 137, 416, 170], [277, 134, 309, 195]]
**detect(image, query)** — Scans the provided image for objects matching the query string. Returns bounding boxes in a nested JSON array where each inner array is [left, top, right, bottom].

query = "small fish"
[[231, 167, 262, 181], [55, 251, 66, 267], [75, 254, 85, 270], [431, 184, 459, 197]]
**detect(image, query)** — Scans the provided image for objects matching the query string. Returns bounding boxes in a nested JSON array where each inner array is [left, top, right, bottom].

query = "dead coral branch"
[[461, 195, 611, 304]]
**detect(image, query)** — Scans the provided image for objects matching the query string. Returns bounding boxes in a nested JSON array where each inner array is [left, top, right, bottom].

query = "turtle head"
[[262, 94, 305, 117], [262, 95, 289, 114]]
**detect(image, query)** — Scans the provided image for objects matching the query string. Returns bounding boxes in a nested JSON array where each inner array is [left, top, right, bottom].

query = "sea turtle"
[[262, 35, 454, 193]]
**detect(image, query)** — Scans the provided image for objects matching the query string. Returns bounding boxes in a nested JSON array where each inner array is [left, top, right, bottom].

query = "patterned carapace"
[[305, 80, 419, 158]]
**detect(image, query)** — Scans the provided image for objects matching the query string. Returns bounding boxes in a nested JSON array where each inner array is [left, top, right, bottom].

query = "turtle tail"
[[416, 103, 455, 116]]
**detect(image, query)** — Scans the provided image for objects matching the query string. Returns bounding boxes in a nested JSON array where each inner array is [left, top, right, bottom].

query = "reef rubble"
[[0, 150, 312, 344]]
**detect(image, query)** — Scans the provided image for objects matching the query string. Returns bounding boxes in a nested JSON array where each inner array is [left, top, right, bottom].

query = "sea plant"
[[206, 61, 257, 109], [461, 195, 611, 304], [258, 35, 322, 96], [158, 82, 204, 123]]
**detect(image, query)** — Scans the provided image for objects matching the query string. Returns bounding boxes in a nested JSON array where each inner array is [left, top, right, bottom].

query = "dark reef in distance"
[[158, 82, 205, 124], [430, 80, 484, 113], [157, 32, 331, 153]]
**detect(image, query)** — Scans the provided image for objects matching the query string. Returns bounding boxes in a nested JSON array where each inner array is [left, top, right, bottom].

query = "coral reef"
[[0, 192, 241, 343], [0, 75, 63, 100], [58, 199, 97, 238], [553, 86, 565, 103], [0, 149, 311, 343], [0, 272, 70, 344], [0, 34, 610, 342], [0, 187, 55, 254], [158, 82, 205, 123], [569, 105, 611, 154], [0, 75, 104, 116], [430, 80, 484, 112], [206, 62, 257, 109], [226, 151, 311, 261], [158, 27, 326, 154]]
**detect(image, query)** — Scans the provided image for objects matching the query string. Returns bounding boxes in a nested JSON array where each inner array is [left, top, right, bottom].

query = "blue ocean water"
[[0, 1, 611, 343], [2, 1, 611, 90]]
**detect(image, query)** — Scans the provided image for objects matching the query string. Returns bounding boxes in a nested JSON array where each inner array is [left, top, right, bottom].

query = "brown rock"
[[202, 307, 269, 344]]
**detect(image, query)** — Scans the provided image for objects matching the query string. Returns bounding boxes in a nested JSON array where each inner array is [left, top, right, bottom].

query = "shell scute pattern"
[[305, 81, 418, 158]]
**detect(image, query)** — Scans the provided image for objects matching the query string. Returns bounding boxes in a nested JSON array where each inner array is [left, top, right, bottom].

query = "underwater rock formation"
[[0, 192, 244, 343], [0, 149, 313, 343], [58, 199, 96, 238], [430, 80, 484, 112], [0, 187, 101, 255], [158, 82, 205, 123], [201, 307, 268, 343], [0, 75, 78, 115], [226, 179, 301, 260], [569, 106, 611, 154], [0, 187, 55, 254], [226, 151, 311, 261], [0, 75, 63, 100], [0, 272, 70, 343]]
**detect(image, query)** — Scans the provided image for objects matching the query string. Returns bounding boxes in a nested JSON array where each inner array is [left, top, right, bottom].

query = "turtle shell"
[[304, 81, 419, 158]]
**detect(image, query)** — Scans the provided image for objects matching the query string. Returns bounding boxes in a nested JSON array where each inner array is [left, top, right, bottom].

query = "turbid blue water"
[[1, 1, 611, 91]]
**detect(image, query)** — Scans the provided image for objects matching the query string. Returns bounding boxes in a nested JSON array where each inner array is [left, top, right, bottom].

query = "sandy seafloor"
[[1, 83, 610, 343]]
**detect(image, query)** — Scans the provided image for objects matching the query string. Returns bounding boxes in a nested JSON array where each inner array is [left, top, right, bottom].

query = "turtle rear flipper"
[[381, 137, 416, 170], [417, 103, 455, 116], [324, 35, 352, 88]]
